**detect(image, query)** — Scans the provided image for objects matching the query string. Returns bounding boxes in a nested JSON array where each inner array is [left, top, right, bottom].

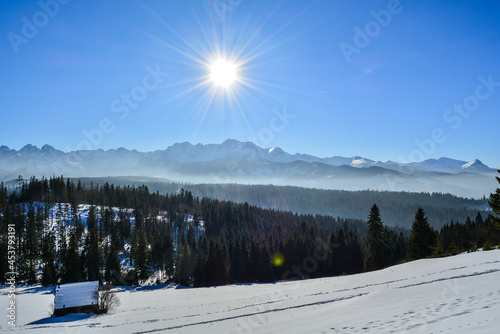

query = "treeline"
[[0, 176, 498, 288], [360, 203, 500, 273], [438, 213, 500, 254], [185, 184, 489, 229], [70, 178, 488, 229]]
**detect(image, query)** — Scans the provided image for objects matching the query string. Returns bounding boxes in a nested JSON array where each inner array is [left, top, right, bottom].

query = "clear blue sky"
[[1, 0, 499, 167]]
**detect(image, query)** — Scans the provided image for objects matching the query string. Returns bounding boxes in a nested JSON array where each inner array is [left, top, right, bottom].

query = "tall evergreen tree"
[[345, 228, 364, 275], [407, 208, 436, 260], [62, 228, 83, 283], [193, 236, 208, 287], [131, 225, 149, 282], [41, 232, 57, 286], [488, 170, 500, 230], [331, 229, 346, 276], [13, 204, 26, 281], [24, 205, 39, 284], [55, 206, 67, 282], [117, 209, 131, 248], [175, 243, 196, 286], [207, 239, 230, 286], [364, 204, 391, 272], [105, 241, 121, 285], [84, 205, 101, 281]]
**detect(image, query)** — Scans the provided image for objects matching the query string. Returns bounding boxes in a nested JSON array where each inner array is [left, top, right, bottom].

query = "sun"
[[209, 58, 238, 88]]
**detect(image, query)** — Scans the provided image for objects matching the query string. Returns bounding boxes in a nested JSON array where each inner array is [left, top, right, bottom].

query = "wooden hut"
[[54, 281, 99, 316]]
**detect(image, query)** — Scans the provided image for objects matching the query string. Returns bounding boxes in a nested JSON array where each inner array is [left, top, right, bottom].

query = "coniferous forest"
[[65, 178, 490, 229], [0, 175, 499, 287]]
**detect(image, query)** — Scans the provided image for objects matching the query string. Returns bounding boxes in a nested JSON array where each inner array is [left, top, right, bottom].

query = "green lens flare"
[[271, 253, 285, 267]]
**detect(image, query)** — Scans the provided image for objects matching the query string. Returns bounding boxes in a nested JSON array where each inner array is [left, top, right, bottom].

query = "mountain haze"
[[0, 140, 496, 198]]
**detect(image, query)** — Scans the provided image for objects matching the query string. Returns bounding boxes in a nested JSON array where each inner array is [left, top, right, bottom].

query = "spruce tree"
[[62, 229, 82, 283], [364, 204, 390, 272], [117, 209, 131, 249], [105, 242, 121, 285], [85, 205, 101, 281], [331, 229, 346, 276], [24, 205, 38, 284], [207, 239, 230, 286], [176, 243, 195, 286], [131, 225, 149, 282], [41, 232, 57, 286], [56, 206, 67, 282], [407, 208, 436, 260], [193, 236, 208, 287], [345, 229, 364, 275], [488, 170, 500, 230], [13, 204, 27, 281]]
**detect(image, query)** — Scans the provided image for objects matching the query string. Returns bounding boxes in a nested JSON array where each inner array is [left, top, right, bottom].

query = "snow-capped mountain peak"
[[351, 157, 375, 168], [461, 159, 490, 173]]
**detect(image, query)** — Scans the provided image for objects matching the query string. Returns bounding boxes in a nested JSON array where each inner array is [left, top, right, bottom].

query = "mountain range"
[[0, 140, 497, 198]]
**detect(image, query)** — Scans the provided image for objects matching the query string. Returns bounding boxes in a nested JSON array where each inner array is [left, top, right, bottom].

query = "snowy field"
[[1, 249, 499, 333]]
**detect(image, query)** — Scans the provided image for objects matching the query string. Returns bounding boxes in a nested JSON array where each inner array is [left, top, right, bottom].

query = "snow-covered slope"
[[461, 159, 492, 174], [406, 157, 495, 174], [2, 249, 500, 333]]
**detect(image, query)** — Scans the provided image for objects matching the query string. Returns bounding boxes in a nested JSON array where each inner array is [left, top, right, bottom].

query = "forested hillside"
[[0, 177, 371, 286], [0, 177, 498, 288], [181, 184, 489, 229], [67, 177, 488, 228]]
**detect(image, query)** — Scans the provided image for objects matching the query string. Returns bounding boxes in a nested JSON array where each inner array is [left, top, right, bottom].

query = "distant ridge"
[[0, 140, 496, 198]]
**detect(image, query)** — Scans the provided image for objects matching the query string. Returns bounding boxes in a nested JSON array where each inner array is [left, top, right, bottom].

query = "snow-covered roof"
[[54, 281, 99, 310]]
